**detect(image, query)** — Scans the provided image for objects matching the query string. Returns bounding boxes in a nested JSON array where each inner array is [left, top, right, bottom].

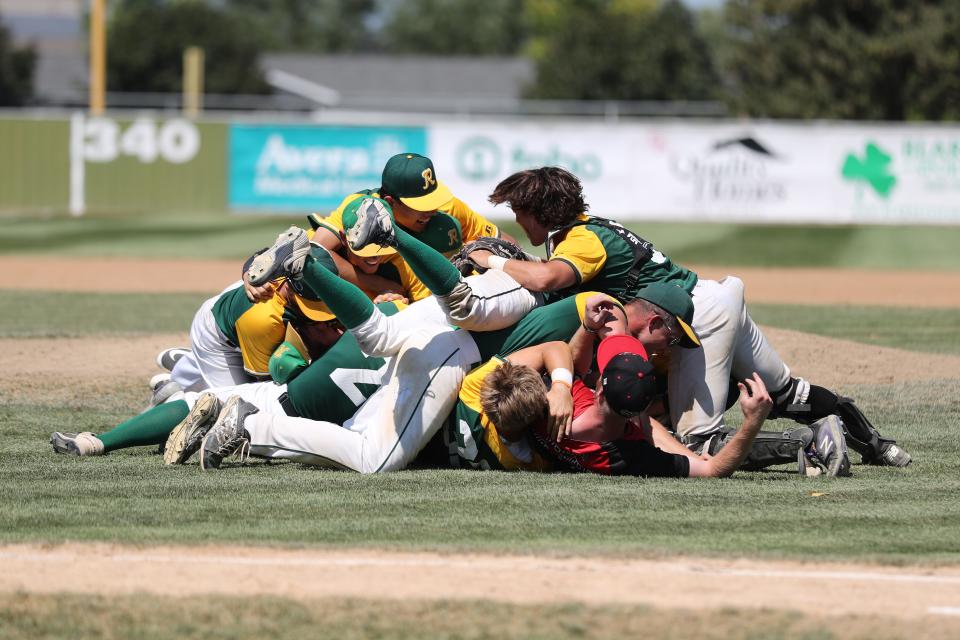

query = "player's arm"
[[466, 254, 578, 292], [686, 373, 773, 478], [505, 341, 574, 442], [645, 416, 702, 458], [569, 325, 595, 379]]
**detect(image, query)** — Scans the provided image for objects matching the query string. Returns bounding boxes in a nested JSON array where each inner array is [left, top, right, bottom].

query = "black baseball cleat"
[[199, 396, 259, 471], [247, 226, 311, 287], [807, 415, 851, 477], [344, 198, 397, 251]]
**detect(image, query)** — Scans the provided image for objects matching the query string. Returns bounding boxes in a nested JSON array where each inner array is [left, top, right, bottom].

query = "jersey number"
[[330, 363, 388, 406]]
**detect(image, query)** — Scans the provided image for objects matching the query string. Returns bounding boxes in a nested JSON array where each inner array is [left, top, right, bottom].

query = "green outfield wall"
[[0, 117, 71, 212], [0, 114, 227, 215]]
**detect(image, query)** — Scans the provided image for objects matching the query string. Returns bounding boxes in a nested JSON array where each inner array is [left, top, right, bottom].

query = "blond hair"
[[480, 361, 549, 441]]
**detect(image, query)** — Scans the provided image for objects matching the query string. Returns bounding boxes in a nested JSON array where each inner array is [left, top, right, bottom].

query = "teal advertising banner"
[[229, 124, 427, 212]]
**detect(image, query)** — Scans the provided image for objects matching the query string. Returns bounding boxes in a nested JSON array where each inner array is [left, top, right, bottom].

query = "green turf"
[[7, 292, 958, 358], [3, 210, 960, 269], [3, 376, 959, 563], [0, 291, 207, 337], [1, 593, 944, 640], [750, 304, 960, 355]]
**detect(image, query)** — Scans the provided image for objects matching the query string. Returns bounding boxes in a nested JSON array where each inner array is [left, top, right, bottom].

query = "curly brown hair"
[[488, 167, 588, 230], [480, 361, 548, 442]]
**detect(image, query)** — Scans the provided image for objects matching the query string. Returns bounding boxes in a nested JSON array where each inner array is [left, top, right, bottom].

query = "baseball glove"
[[450, 237, 530, 276]]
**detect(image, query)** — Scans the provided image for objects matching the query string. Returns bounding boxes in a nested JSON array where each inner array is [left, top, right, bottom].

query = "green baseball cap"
[[634, 282, 701, 348], [414, 213, 463, 256], [381, 153, 453, 212], [340, 196, 398, 258]]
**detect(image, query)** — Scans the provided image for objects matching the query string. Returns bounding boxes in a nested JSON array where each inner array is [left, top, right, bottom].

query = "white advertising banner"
[[428, 121, 960, 224]]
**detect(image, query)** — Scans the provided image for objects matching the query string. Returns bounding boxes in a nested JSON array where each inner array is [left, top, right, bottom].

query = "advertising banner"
[[428, 121, 960, 224], [229, 124, 426, 212]]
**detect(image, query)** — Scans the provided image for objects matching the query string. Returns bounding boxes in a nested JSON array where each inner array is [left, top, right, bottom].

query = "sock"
[[97, 400, 190, 452], [394, 226, 462, 296], [301, 256, 374, 329]]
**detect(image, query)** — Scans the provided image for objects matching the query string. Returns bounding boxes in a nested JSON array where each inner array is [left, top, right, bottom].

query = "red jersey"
[[531, 380, 646, 475]]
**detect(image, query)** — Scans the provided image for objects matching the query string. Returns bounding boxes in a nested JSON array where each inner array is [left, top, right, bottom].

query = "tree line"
[[2, 0, 958, 120]]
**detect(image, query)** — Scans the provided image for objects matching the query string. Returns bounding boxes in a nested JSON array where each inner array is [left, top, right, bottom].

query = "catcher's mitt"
[[450, 237, 530, 276]]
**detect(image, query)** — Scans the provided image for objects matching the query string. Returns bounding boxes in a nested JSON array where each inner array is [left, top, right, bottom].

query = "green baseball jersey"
[[284, 300, 404, 424], [469, 293, 585, 362], [547, 215, 698, 302]]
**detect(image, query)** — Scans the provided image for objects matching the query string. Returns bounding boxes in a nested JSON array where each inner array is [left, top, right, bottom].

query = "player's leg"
[[241, 328, 479, 472], [348, 199, 542, 330], [249, 227, 421, 357], [668, 279, 739, 440], [51, 400, 191, 456], [189, 293, 254, 388], [727, 277, 910, 466]]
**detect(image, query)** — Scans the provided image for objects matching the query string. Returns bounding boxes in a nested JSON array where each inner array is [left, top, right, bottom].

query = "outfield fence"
[[2, 111, 959, 224]]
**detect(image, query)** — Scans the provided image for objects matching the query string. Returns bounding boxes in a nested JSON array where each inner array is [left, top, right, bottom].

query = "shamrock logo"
[[842, 142, 896, 198]]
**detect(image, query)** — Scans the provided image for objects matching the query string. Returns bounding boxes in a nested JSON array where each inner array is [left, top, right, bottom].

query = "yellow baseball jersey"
[[212, 284, 292, 377], [312, 190, 499, 242], [307, 220, 430, 302]]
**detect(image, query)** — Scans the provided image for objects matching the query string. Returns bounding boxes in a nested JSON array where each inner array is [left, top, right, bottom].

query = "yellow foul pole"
[[89, 0, 106, 114], [183, 47, 205, 118]]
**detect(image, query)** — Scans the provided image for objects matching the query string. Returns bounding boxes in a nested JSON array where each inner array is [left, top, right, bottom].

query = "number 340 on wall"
[[81, 117, 200, 164]]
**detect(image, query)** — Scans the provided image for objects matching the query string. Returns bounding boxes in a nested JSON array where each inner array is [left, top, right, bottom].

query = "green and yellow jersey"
[[310, 189, 499, 244], [212, 248, 340, 378], [547, 214, 698, 301], [211, 285, 289, 377], [449, 356, 555, 472]]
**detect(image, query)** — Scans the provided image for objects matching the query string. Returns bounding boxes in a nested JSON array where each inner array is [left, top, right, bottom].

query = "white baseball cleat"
[[50, 431, 105, 456]]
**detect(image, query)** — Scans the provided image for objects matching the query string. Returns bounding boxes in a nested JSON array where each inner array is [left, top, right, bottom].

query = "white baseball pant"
[[242, 327, 480, 472], [170, 281, 253, 392], [668, 276, 792, 439]]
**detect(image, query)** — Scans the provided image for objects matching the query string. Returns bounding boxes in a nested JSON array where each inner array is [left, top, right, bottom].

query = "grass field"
[[2, 216, 959, 638], [4, 210, 960, 269], [5, 593, 951, 640]]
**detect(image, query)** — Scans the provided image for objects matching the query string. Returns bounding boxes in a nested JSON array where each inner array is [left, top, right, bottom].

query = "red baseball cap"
[[597, 335, 657, 418]]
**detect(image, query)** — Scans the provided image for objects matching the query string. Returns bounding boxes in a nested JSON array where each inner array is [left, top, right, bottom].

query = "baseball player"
[[49, 297, 412, 460], [468, 166, 910, 468], [341, 197, 543, 332], [47, 205, 572, 464], [244, 152, 508, 304], [457, 333, 777, 478], [193, 216, 583, 472]]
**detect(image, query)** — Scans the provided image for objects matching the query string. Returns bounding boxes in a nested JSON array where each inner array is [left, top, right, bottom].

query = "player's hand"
[[583, 294, 626, 337], [467, 249, 493, 269], [373, 292, 409, 305], [546, 382, 574, 443], [737, 372, 773, 424], [243, 271, 275, 303]]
